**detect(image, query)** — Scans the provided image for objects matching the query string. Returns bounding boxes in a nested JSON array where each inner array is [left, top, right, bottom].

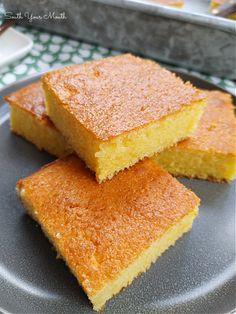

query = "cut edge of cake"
[[153, 147, 236, 182], [9, 104, 72, 157], [153, 90, 236, 182]]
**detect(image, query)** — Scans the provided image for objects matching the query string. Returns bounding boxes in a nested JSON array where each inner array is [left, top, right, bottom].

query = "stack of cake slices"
[[5, 54, 236, 311]]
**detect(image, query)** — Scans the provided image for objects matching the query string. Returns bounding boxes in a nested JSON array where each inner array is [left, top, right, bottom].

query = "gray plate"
[[0, 72, 235, 314]]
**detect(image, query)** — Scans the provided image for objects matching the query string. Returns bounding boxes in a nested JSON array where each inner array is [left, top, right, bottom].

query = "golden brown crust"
[[42, 54, 205, 140], [177, 90, 236, 154], [4, 81, 53, 126], [17, 155, 199, 296]]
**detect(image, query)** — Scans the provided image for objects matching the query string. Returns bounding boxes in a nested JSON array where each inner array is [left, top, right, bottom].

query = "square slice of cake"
[[16, 155, 200, 311], [4, 82, 72, 157], [153, 90, 236, 182], [42, 53, 206, 182]]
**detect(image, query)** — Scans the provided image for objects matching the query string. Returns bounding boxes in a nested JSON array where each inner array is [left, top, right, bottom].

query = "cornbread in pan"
[[148, 0, 184, 8], [16, 155, 200, 311], [153, 91, 236, 182], [210, 0, 224, 9], [42, 54, 206, 182], [4, 82, 72, 157], [210, 0, 236, 19]]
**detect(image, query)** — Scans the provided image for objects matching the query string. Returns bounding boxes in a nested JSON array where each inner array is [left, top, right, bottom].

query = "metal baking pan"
[[3, 0, 236, 78]]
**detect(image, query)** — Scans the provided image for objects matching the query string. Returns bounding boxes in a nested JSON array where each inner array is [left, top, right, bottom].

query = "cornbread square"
[[4, 82, 72, 157], [147, 0, 184, 7], [153, 91, 236, 182], [42, 54, 206, 182], [16, 155, 200, 311]]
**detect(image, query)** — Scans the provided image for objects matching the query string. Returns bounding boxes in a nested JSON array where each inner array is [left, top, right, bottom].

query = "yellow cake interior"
[[18, 184, 198, 311], [44, 85, 205, 182], [10, 105, 71, 157], [153, 90, 236, 182], [153, 146, 236, 182]]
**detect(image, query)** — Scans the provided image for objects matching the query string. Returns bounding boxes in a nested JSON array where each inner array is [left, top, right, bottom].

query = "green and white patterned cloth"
[[0, 26, 117, 88], [0, 25, 235, 95]]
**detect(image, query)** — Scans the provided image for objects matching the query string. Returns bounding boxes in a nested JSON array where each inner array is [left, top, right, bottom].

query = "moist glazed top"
[[42, 54, 205, 141], [17, 155, 199, 296], [4, 81, 51, 124], [178, 91, 236, 154]]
